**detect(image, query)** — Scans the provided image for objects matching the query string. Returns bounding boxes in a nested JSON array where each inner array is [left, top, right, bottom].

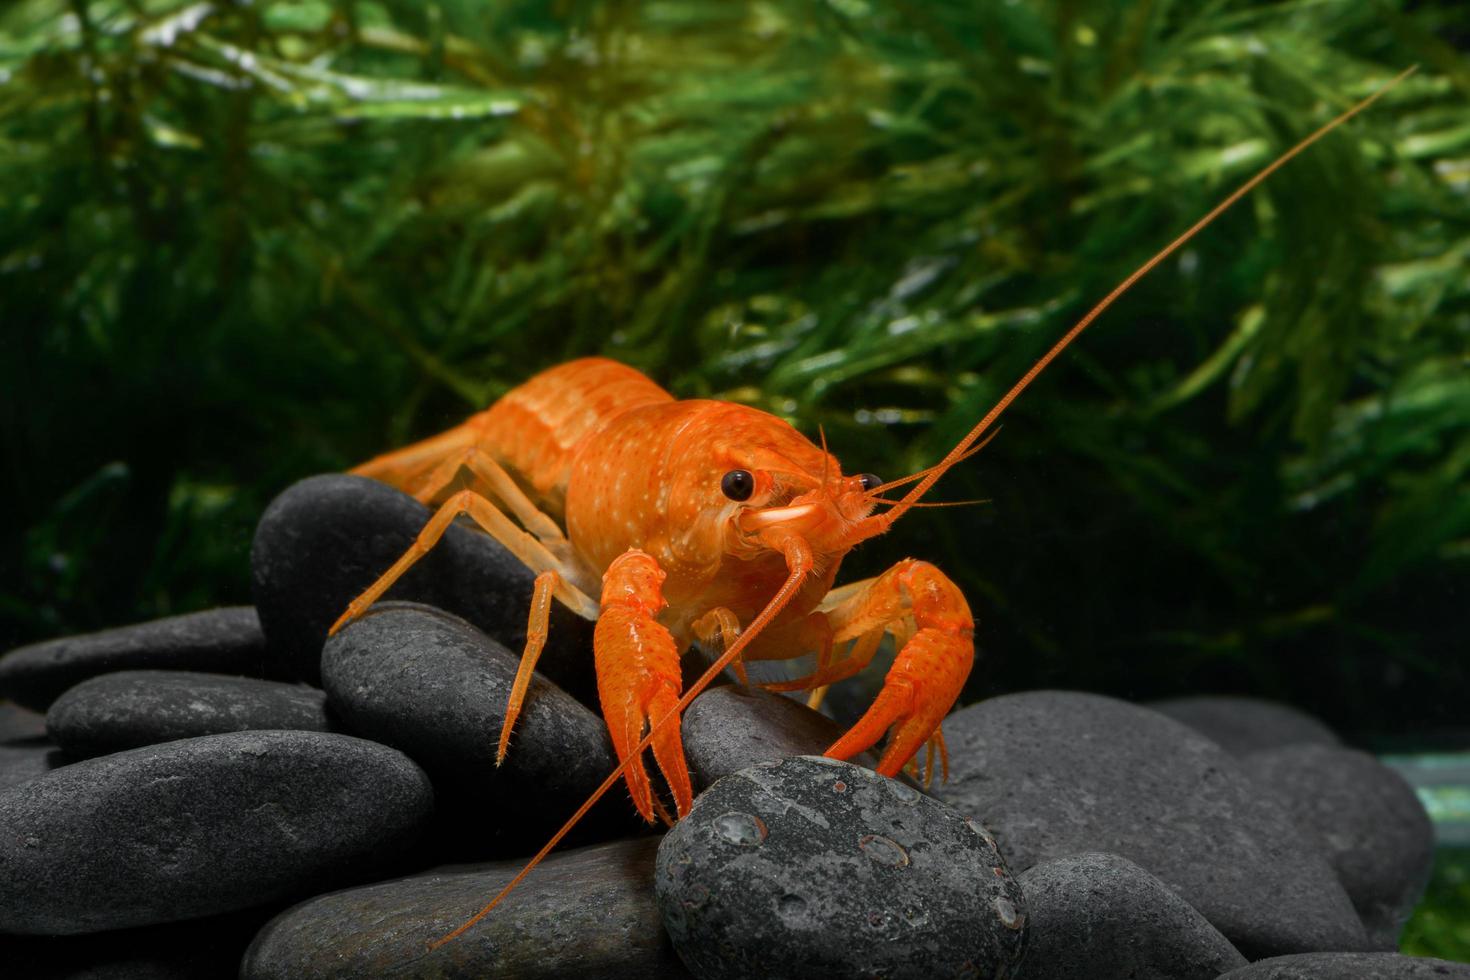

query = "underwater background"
[[1, 0, 1466, 957]]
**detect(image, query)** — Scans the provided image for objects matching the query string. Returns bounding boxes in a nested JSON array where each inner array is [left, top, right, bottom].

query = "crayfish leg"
[[326, 489, 598, 637], [496, 569, 560, 766], [691, 606, 751, 685], [397, 444, 572, 558]]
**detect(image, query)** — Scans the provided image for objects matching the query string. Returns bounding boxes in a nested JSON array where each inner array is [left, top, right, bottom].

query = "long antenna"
[[877, 65, 1417, 526], [429, 64, 1415, 950]]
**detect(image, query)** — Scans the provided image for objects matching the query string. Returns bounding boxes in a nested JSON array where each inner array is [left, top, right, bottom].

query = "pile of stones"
[[0, 474, 1464, 979]]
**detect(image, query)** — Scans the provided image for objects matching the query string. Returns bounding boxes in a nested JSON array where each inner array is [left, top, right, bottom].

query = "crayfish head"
[[659, 402, 893, 578]]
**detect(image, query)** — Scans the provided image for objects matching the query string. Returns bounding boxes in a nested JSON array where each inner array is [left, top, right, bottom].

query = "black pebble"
[[241, 837, 693, 979], [1242, 743, 1435, 947], [0, 730, 434, 934], [682, 684, 903, 791], [655, 755, 1027, 980], [0, 742, 66, 793], [936, 690, 1369, 959], [1015, 852, 1247, 980], [322, 602, 632, 855], [46, 670, 334, 760], [0, 608, 273, 711]]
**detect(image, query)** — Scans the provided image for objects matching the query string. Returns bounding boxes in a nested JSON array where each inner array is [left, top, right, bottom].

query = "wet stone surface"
[[1218, 953, 1470, 979], [250, 474, 594, 698], [0, 741, 66, 794], [937, 690, 1368, 959], [655, 755, 1026, 980], [47, 670, 334, 760], [1243, 743, 1435, 948], [1147, 695, 1340, 757], [242, 837, 692, 980], [0, 607, 273, 711], [1015, 851, 1246, 980], [682, 685, 904, 792], [321, 602, 630, 855], [0, 730, 433, 934]]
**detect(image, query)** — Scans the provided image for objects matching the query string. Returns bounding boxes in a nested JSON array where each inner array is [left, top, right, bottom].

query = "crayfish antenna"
[[874, 65, 1418, 530], [426, 64, 1415, 954]]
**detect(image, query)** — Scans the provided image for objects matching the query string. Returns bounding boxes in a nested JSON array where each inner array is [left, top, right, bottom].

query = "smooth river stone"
[[241, 837, 693, 980], [250, 474, 594, 697], [682, 685, 899, 791], [1218, 953, 1470, 979], [321, 603, 629, 853], [0, 742, 65, 793], [46, 670, 334, 760], [655, 756, 1026, 980], [0, 607, 272, 710], [937, 690, 1369, 959], [1147, 695, 1340, 756], [0, 730, 433, 934], [1243, 743, 1435, 947], [1015, 852, 1246, 980]]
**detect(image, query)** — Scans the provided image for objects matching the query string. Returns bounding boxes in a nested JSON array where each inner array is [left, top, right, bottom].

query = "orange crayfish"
[[325, 67, 1414, 947]]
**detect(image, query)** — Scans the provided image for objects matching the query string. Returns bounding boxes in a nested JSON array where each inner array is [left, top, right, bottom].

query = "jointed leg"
[[328, 488, 598, 637], [350, 421, 484, 490], [496, 570, 559, 765], [690, 607, 748, 685], [402, 446, 571, 560]]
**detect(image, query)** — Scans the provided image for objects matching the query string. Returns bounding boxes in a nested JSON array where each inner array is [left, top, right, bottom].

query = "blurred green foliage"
[[1, 0, 1467, 745], [1404, 846, 1470, 960]]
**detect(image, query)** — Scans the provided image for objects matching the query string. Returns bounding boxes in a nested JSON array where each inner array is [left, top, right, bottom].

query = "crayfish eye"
[[858, 473, 882, 493], [721, 469, 755, 502]]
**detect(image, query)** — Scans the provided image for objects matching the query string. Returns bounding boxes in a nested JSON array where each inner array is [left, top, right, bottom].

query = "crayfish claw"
[[822, 560, 973, 780], [595, 551, 695, 823]]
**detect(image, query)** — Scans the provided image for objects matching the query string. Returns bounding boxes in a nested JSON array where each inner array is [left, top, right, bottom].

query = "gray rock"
[[937, 690, 1369, 959], [1217, 952, 1470, 979], [1015, 852, 1246, 980], [0, 700, 61, 792], [655, 756, 1027, 980], [682, 684, 901, 791], [46, 670, 334, 760], [1243, 743, 1435, 947], [1148, 695, 1339, 756], [321, 603, 628, 853], [250, 474, 594, 697], [241, 837, 692, 979], [0, 608, 272, 710], [0, 700, 48, 742], [0, 730, 433, 934], [0, 741, 65, 792]]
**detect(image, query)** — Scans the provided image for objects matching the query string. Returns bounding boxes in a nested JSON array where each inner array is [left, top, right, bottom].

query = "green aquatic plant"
[[0, 1, 1466, 739]]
